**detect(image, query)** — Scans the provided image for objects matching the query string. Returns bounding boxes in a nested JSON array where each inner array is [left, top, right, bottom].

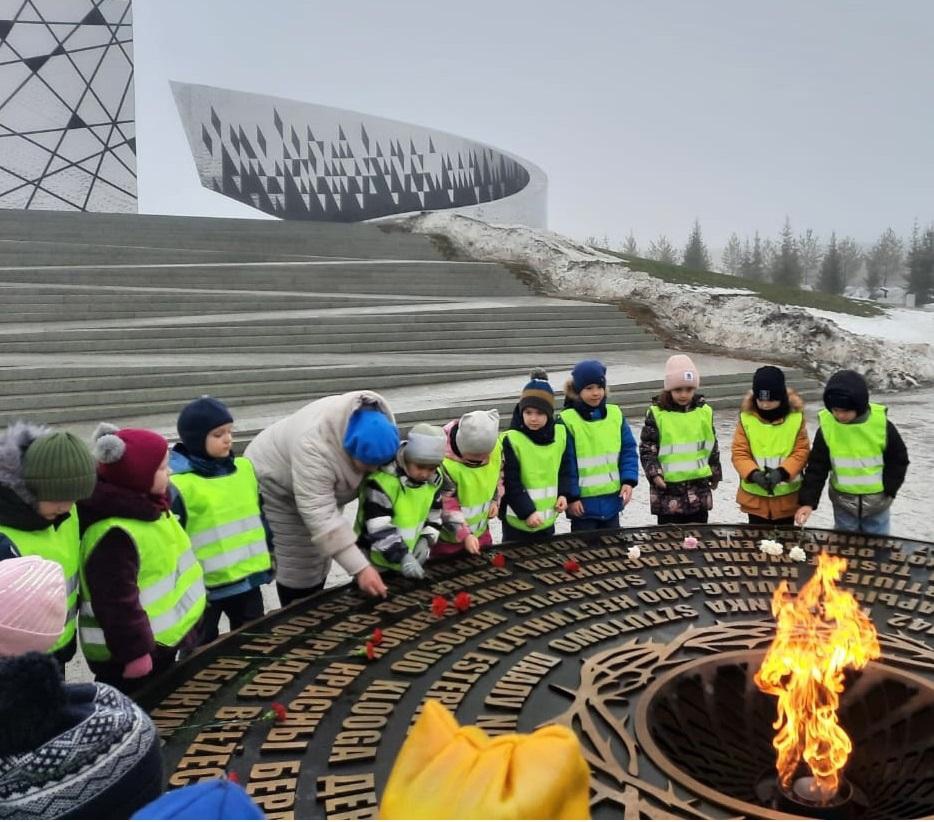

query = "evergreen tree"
[[738, 237, 754, 278], [746, 232, 766, 281], [907, 226, 934, 306], [770, 217, 803, 287], [797, 229, 822, 287], [623, 231, 639, 256], [721, 232, 743, 275], [818, 232, 845, 295], [648, 234, 678, 264], [682, 218, 710, 270]]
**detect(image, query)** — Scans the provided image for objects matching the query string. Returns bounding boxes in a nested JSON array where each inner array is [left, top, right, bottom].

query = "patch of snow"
[[397, 213, 934, 389], [806, 306, 934, 345]]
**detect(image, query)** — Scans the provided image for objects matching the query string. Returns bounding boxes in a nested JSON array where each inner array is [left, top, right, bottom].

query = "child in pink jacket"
[[433, 410, 503, 559]]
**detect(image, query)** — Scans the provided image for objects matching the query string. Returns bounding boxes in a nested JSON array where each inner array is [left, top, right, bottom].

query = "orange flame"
[[754, 551, 880, 798]]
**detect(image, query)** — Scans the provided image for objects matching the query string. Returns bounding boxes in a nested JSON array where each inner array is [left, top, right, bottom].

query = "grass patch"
[[597, 249, 883, 318]]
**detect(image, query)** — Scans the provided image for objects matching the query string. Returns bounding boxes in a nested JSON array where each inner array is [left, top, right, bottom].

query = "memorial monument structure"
[[138, 524, 934, 819]]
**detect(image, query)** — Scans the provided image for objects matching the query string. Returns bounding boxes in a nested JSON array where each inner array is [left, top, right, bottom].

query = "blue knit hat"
[[132, 779, 263, 819], [343, 408, 399, 466], [571, 359, 607, 392], [177, 396, 234, 457]]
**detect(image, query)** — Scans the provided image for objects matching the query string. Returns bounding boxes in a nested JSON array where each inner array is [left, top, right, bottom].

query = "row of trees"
[[591, 219, 934, 304]]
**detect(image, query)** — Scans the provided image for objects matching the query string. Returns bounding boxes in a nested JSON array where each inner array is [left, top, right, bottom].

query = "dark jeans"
[[199, 587, 266, 645], [276, 579, 326, 607], [748, 514, 796, 526], [657, 512, 709, 525], [570, 516, 619, 533], [501, 522, 555, 543]]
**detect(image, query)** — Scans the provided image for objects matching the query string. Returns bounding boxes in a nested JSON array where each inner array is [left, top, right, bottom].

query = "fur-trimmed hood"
[[0, 421, 51, 506], [740, 388, 804, 418]]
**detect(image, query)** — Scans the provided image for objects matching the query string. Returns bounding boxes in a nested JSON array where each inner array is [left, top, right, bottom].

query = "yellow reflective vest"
[[819, 404, 887, 495], [739, 411, 804, 497], [361, 470, 440, 571], [78, 512, 206, 661], [650, 404, 714, 482], [502, 426, 567, 532], [0, 508, 80, 652], [170, 458, 271, 589], [560, 405, 623, 498], [440, 439, 502, 541]]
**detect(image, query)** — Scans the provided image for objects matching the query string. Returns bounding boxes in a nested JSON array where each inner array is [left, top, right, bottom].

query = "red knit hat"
[[92, 424, 168, 494]]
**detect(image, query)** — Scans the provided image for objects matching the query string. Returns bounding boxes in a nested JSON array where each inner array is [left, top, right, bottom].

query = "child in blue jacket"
[[560, 360, 639, 531]]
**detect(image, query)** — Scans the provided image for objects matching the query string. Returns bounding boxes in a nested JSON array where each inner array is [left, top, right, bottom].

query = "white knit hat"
[[0, 555, 66, 656], [455, 409, 500, 454], [403, 424, 446, 466]]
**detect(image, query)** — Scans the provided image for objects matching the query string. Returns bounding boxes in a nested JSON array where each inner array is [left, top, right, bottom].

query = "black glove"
[[765, 468, 786, 491], [748, 470, 770, 490]]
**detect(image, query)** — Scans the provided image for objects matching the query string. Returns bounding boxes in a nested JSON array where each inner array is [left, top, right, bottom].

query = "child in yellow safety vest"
[[170, 397, 272, 646], [435, 409, 503, 559], [501, 370, 580, 543], [78, 424, 205, 694], [0, 423, 97, 670], [795, 370, 909, 535], [357, 424, 448, 579], [731, 366, 810, 526], [639, 355, 722, 525]]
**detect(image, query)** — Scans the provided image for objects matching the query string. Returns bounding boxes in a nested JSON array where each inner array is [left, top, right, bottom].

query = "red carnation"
[[365, 641, 377, 660], [431, 595, 449, 617], [227, 770, 240, 784], [371, 628, 384, 645], [271, 702, 287, 723], [563, 558, 581, 573], [453, 591, 472, 612], [491, 552, 506, 568]]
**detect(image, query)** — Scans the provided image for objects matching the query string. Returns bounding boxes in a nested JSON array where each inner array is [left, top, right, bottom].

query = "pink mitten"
[[123, 654, 153, 679]]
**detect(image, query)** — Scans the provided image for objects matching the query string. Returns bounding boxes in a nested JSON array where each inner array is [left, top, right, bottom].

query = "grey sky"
[[135, 0, 933, 249]]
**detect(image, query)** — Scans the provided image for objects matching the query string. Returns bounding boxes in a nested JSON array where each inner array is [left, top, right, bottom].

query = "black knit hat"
[[752, 366, 787, 403], [177, 396, 234, 457], [823, 370, 870, 414]]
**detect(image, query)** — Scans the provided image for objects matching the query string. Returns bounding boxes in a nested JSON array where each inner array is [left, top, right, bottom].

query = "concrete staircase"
[[0, 210, 672, 430]]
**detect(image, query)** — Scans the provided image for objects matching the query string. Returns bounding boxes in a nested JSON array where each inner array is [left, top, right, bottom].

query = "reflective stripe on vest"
[[739, 411, 804, 498], [0, 506, 80, 652], [819, 404, 887, 495], [650, 404, 715, 482], [170, 458, 270, 588], [362, 469, 440, 571], [440, 439, 502, 541], [560, 405, 623, 498], [502, 425, 566, 532], [78, 513, 206, 661]]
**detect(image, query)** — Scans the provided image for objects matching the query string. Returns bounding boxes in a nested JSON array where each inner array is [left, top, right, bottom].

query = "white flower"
[[759, 538, 784, 557], [788, 545, 807, 562], [627, 545, 641, 560]]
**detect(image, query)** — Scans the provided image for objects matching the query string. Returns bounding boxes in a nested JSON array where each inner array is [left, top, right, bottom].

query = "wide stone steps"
[[0, 211, 442, 261]]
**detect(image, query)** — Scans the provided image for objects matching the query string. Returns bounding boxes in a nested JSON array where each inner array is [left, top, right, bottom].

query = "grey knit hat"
[[455, 409, 500, 454], [403, 424, 446, 466]]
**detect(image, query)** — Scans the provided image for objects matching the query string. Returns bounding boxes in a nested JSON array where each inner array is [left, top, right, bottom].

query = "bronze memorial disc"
[[135, 525, 934, 819]]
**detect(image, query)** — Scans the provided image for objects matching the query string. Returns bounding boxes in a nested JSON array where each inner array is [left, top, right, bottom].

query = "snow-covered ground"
[[396, 213, 934, 390]]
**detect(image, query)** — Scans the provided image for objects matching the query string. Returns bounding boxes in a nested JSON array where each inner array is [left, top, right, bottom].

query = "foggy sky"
[[134, 0, 934, 249]]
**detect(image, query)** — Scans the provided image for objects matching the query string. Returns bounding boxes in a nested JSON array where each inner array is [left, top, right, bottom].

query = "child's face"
[[205, 423, 234, 458], [831, 407, 858, 423], [36, 500, 74, 520], [671, 386, 695, 407], [756, 398, 780, 412], [404, 459, 438, 483], [522, 407, 548, 431], [150, 451, 171, 496], [580, 383, 605, 407], [461, 450, 491, 467]]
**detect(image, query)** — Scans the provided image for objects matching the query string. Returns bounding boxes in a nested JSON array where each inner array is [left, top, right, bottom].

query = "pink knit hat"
[[664, 354, 700, 391], [0, 556, 66, 656]]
